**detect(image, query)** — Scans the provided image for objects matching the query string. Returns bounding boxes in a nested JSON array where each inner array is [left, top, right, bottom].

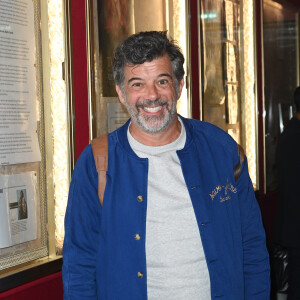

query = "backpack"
[[91, 134, 108, 206]]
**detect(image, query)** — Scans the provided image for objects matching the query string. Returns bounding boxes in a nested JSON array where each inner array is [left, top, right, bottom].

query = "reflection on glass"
[[98, 0, 134, 97], [263, 0, 299, 192], [89, 0, 189, 137], [201, 0, 225, 106], [200, 0, 257, 188], [226, 84, 239, 125]]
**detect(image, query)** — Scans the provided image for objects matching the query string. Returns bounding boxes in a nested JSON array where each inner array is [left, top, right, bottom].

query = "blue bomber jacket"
[[62, 116, 270, 299]]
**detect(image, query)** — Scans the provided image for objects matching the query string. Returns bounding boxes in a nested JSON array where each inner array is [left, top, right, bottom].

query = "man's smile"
[[136, 99, 168, 115], [142, 105, 164, 113]]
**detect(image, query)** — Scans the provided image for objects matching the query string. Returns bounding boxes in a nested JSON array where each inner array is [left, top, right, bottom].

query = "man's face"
[[116, 55, 184, 134]]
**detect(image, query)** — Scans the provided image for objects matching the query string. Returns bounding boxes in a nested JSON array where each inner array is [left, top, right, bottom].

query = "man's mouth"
[[143, 105, 163, 113]]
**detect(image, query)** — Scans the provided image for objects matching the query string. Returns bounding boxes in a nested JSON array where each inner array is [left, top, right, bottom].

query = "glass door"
[[263, 0, 300, 192]]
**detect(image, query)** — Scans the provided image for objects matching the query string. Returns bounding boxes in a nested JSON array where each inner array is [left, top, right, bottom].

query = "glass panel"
[[200, 0, 257, 188], [263, 0, 299, 192], [88, 0, 189, 138], [0, 1, 48, 270], [0, 0, 71, 272]]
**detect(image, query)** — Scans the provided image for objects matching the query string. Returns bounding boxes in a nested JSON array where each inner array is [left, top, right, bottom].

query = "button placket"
[[135, 194, 145, 282]]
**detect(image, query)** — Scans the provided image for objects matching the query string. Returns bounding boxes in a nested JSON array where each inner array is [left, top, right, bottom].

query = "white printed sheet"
[[0, 172, 37, 248]]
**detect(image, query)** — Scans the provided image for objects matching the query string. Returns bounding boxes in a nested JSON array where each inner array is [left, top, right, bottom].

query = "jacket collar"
[[116, 114, 194, 157]]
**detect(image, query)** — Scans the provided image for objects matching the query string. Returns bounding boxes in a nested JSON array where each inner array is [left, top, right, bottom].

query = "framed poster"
[[97, 0, 134, 97], [0, 0, 48, 272]]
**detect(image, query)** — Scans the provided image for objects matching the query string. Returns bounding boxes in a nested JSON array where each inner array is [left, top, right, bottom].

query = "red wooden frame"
[[71, 0, 90, 159]]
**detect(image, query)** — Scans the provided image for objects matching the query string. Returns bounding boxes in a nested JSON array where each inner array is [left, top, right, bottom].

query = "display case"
[[86, 0, 191, 139], [199, 0, 258, 189], [0, 0, 73, 291]]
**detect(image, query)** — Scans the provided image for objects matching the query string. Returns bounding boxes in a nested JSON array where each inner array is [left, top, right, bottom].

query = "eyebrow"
[[128, 77, 142, 84], [127, 73, 173, 84], [158, 73, 173, 79]]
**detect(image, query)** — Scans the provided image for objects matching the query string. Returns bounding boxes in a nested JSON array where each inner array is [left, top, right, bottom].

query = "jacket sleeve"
[[237, 156, 270, 299], [62, 145, 102, 299]]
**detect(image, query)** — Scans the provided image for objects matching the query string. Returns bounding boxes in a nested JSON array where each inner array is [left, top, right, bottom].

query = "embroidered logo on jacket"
[[209, 179, 237, 202]]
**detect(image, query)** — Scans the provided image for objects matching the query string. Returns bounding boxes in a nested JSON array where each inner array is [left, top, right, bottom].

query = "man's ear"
[[115, 85, 125, 105], [177, 78, 185, 98]]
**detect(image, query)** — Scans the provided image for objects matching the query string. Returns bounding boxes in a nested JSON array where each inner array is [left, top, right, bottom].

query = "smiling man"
[[116, 54, 183, 145], [62, 31, 270, 300]]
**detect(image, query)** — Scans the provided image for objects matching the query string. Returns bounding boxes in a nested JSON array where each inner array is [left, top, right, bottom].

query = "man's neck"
[[129, 117, 182, 146]]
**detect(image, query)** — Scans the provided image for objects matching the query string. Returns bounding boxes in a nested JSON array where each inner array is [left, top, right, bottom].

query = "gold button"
[[134, 234, 141, 240], [137, 272, 143, 278], [137, 195, 143, 202]]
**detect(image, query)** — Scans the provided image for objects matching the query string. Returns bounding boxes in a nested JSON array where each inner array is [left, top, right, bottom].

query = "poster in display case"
[[0, 0, 48, 272]]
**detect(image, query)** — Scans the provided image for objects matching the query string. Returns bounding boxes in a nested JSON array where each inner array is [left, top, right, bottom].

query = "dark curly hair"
[[112, 31, 185, 88]]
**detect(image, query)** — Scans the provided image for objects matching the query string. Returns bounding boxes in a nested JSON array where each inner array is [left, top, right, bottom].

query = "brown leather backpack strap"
[[91, 134, 108, 206], [234, 144, 245, 181]]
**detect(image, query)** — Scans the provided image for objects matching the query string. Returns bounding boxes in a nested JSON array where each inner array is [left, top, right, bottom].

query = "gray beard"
[[124, 98, 178, 134]]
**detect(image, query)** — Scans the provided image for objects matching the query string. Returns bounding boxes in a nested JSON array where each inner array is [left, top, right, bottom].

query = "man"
[[273, 86, 300, 299], [62, 31, 270, 299]]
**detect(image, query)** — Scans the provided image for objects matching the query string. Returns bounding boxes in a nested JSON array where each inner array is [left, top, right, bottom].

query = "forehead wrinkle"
[[127, 73, 172, 84], [124, 56, 175, 85]]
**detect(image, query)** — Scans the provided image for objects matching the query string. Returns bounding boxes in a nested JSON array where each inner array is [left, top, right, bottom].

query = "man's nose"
[[145, 84, 160, 100]]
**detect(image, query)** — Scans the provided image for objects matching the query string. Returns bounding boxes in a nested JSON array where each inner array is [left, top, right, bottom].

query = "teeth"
[[143, 106, 162, 113]]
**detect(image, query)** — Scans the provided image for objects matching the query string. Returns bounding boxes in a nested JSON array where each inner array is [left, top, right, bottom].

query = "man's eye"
[[158, 79, 169, 86], [132, 82, 143, 87]]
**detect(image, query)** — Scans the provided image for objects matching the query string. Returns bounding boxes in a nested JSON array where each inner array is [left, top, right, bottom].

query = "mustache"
[[136, 99, 168, 109]]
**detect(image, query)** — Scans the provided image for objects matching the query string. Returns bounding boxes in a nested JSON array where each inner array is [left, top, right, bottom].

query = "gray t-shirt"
[[128, 119, 211, 299]]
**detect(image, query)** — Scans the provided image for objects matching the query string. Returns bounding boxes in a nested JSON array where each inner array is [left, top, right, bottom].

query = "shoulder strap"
[[91, 134, 108, 206], [234, 144, 245, 181]]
